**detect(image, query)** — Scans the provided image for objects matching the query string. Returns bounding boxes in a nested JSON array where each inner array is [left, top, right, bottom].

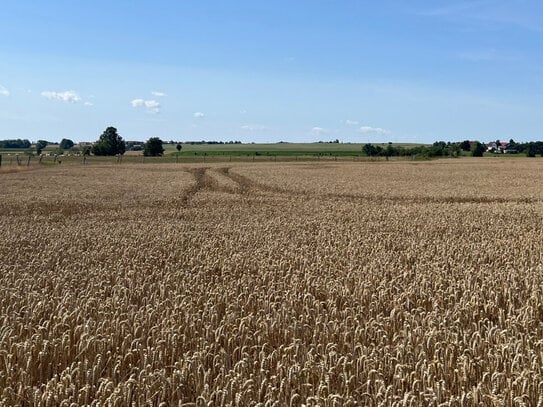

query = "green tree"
[[384, 143, 395, 159], [143, 137, 164, 156], [431, 141, 447, 156], [0, 139, 31, 149], [363, 143, 382, 157], [176, 143, 182, 152], [92, 127, 126, 156], [471, 141, 486, 157], [36, 140, 48, 154], [526, 143, 537, 157], [460, 140, 471, 151], [59, 138, 74, 150]]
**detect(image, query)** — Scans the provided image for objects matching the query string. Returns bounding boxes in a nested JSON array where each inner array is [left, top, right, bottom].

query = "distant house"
[[487, 141, 513, 153], [504, 144, 518, 153]]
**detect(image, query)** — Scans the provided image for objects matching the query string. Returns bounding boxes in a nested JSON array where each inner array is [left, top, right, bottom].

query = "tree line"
[[0, 128, 165, 157], [3, 131, 543, 158], [362, 139, 543, 158], [0, 139, 32, 149], [362, 141, 475, 158], [92, 127, 164, 156], [0, 138, 74, 154]]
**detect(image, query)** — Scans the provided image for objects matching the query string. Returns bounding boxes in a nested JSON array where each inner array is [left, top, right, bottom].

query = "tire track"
[[217, 167, 284, 195], [185, 167, 538, 206], [180, 167, 247, 206], [215, 167, 253, 194], [180, 168, 207, 206]]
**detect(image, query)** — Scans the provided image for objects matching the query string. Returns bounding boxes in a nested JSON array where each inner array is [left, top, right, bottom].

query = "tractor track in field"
[[215, 167, 258, 194], [180, 167, 258, 206], [181, 166, 538, 207], [180, 168, 208, 206], [220, 168, 539, 205]]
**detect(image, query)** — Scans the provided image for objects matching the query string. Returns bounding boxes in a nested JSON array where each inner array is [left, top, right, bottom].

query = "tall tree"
[[362, 143, 382, 157], [59, 138, 74, 150], [92, 127, 126, 156], [471, 141, 486, 157], [143, 137, 164, 156], [460, 140, 471, 151], [36, 140, 48, 154]]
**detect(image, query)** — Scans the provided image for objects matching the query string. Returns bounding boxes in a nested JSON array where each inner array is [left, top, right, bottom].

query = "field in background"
[[0, 142, 427, 158], [166, 142, 425, 155], [1, 159, 543, 405]]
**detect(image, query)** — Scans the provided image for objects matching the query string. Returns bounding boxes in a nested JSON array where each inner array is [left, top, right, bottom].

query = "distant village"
[[486, 141, 518, 153]]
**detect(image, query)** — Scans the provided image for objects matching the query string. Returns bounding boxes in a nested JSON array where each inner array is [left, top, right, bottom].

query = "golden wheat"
[[1, 159, 542, 406]]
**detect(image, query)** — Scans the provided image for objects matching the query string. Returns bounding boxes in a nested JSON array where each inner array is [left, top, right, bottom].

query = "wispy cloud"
[[41, 90, 81, 103], [0, 85, 9, 96], [151, 91, 166, 97], [345, 119, 359, 125], [418, 1, 488, 17], [359, 125, 390, 135], [458, 48, 519, 63], [310, 126, 328, 136], [145, 100, 160, 109], [418, 1, 543, 32], [84, 102, 94, 107], [131, 99, 145, 107], [131, 98, 161, 113], [193, 112, 205, 118], [458, 49, 499, 62], [241, 124, 268, 131]]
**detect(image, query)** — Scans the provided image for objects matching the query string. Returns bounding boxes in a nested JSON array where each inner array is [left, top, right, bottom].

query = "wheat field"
[[1, 159, 543, 406]]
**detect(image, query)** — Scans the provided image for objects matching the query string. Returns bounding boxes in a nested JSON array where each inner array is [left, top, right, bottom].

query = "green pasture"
[[0, 142, 534, 167], [166, 142, 426, 156]]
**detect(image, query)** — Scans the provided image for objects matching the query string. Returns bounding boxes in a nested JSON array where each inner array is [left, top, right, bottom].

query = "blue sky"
[[1, 0, 543, 143]]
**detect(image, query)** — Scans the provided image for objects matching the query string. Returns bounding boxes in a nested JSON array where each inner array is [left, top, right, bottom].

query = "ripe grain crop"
[[1, 159, 543, 406]]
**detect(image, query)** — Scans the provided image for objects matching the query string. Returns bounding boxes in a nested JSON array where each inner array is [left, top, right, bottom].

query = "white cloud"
[[359, 126, 390, 135], [241, 124, 268, 131], [0, 85, 10, 96], [310, 126, 327, 135], [151, 91, 166, 97], [131, 98, 161, 113], [131, 99, 145, 107], [144, 100, 160, 113], [240, 109, 247, 114], [193, 112, 205, 118], [310, 127, 335, 138], [41, 90, 81, 103], [84, 102, 94, 106], [144, 100, 160, 109], [345, 120, 359, 125]]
